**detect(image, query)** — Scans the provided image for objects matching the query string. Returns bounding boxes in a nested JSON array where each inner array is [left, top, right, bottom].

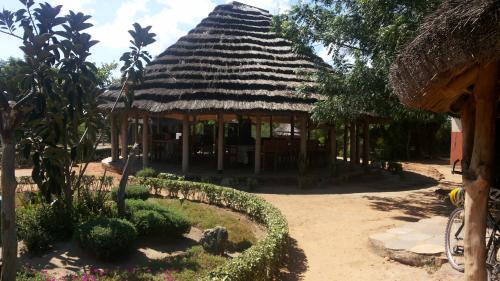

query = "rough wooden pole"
[[111, 114, 119, 162], [217, 113, 224, 173], [355, 123, 360, 164], [349, 122, 356, 164], [120, 114, 128, 159], [142, 115, 149, 168], [290, 115, 295, 140], [1, 133, 17, 281], [363, 121, 370, 166], [329, 123, 337, 167], [255, 114, 262, 174], [300, 115, 308, 159], [343, 123, 348, 162], [464, 62, 499, 281], [269, 115, 273, 138], [182, 114, 190, 173]]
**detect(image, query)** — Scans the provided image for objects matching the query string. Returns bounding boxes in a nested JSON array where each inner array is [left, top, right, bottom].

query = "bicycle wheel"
[[445, 207, 465, 272]]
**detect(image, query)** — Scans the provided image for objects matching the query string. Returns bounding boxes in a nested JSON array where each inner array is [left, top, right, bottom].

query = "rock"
[[200, 226, 228, 255]]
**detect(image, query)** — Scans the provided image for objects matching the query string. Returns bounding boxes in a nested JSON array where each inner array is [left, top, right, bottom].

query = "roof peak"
[[226, 1, 270, 14]]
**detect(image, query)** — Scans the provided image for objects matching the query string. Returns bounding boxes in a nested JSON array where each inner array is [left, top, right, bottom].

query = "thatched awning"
[[389, 0, 500, 113], [99, 1, 329, 116]]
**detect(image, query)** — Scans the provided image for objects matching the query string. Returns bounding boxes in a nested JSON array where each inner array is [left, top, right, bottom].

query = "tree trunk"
[[349, 122, 356, 164], [117, 144, 139, 217], [463, 62, 499, 281], [343, 123, 348, 162], [1, 133, 18, 281], [329, 124, 337, 175]]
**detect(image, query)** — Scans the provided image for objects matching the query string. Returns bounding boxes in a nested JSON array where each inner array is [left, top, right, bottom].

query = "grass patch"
[[151, 198, 258, 252]]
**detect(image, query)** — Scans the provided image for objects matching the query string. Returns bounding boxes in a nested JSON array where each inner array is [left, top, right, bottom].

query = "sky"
[[0, 0, 330, 75]]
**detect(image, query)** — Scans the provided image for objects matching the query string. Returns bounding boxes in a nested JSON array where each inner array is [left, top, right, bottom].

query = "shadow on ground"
[[254, 169, 439, 196], [279, 237, 308, 281]]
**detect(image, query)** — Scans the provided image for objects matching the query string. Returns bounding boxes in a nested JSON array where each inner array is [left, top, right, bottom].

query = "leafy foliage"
[[111, 184, 150, 201], [136, 167, 157, 178], [17, 203, 73, 254], [74, 217, 137, 260], [272, 0, 445, 122], [125, 199, 191, 237]]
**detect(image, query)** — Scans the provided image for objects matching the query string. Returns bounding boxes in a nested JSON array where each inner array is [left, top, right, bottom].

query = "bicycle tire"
[[445, 207, 465, 272]]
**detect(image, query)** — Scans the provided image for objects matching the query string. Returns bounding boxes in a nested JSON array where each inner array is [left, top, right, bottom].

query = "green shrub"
[[136, 177, 289, 281], [111, 185, 150, 201], [74, 217, 137, 260], [158, 172, 184, 181], [17, 203, 73, 254], [126, 199, 191, 237], [136, 167, 156, 178]]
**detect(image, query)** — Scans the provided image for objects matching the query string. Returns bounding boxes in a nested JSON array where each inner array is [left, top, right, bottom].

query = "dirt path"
[[256, 162, 461, 281]]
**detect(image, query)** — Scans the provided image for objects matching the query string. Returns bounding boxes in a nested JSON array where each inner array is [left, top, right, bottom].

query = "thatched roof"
[[389, 0, 500, 113], [99, 1, 328, 116]]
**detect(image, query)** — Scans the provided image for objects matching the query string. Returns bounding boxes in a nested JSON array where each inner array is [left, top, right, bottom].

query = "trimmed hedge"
[[135, 177, 289, 281], [125, 199, 191, 237], [111, 185, 150, 201], [74, 217, 137, 260]]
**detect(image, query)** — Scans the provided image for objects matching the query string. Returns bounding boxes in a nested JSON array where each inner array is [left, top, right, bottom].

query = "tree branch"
[[0, 30, 23, 40]]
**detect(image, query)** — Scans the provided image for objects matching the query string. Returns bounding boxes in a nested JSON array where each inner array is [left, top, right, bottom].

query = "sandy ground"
[[256, 162, 462, 281]]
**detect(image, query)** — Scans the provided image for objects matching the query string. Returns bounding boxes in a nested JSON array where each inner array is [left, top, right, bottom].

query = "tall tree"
[[0, 1, 99, 279], [273, 0, 448, 159]]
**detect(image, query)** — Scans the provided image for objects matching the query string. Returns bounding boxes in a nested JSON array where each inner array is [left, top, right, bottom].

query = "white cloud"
[[90, 0, 215, 57], [49, 0, 96, 15], [227, 0, 291, 14]]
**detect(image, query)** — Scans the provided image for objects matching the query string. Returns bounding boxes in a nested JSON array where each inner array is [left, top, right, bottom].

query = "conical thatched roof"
[[99, 1, 328, 116], [389, 0, 500, 113]]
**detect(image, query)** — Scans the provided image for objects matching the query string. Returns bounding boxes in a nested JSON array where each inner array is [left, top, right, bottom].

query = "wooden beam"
[[120, 114, 128, 159], [343, 123, 348, 162], [349, 122, 356, 164], [255, 114, 262, 174], [111, 114, 119, 162], [217, 113, 224, 173], [300, 115, 308, 159], [463, 62, 499, 281], [182, 114, 189, 173], [363, 121, 370, 166], [142, 115, 150, 168]]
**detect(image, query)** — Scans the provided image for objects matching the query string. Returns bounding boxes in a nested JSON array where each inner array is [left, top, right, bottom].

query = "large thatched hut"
[[390, 0, 500, 279], [99, 2, 359, 174]]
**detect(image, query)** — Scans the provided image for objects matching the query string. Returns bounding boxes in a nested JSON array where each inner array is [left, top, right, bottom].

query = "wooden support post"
[[363, 121, 370, 166], [349, 122, 356, 164], [120, 114, 128, 159], [217, 113, 224, 173], [355, 123, 360, 164], [133, 116, 138, 144], [182, 114, 189, 173], [269, 115, 273, 138], [142, 115, 149, 168], [111, 114, 119, 162], [290, 115, 295, 140], [343, 123, 348, 162], [255, 114, 262, 174], [463, 63, 499, 281], [329, 123, 337, 167], [300, 115, 307, 159]]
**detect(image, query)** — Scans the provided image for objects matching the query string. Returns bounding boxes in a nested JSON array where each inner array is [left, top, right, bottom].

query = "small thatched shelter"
[[99, 2, 362, 174], [390, 0, 500, 279]]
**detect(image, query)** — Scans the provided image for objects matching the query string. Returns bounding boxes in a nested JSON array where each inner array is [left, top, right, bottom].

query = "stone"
[[200, 226, 228, 255]]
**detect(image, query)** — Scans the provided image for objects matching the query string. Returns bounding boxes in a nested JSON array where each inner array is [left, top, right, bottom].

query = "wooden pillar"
[[111, 114, 119, 162], [133, 116, 138, 144], [255, 114, 262, 174], [349, 122, 356, 164], [343, 123, 348, 162], [142, 115, 150, 168], [355, 123, 360, 164], [290, 115, 295, 140], [269, 116, 273, 138], [300, 115, 307, 159], [363, 121, 370, 166], [329, 123, 337, 165], [217, 113, 224, 173], [120, 114, 128, 159], [182, 114, 189, 173], [463, 63, 499, 281]]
